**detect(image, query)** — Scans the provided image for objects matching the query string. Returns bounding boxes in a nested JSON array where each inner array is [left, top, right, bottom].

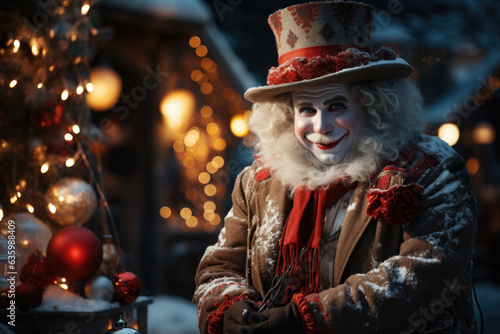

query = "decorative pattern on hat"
[[287, 30, 299, 49], [287, 3, 319, 34], [319, 23, 336, 42], [269, 11, 283, 49], [331, 2, 359, 38]]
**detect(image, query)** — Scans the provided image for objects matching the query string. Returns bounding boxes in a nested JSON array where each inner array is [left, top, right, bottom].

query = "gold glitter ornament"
[[45, 177, 98, 226]]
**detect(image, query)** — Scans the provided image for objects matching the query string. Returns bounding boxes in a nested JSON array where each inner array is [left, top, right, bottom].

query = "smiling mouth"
[[308, 133, 348, 150]]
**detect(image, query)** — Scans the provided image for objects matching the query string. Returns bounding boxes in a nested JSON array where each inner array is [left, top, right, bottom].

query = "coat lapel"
[[333, 181, 372, 286]]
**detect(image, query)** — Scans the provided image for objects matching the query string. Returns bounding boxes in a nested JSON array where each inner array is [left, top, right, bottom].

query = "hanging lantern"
[[160, 89, 196, 132], [86, 67, 122, 111], [104, 316, 141, 334], [99, 235, 123, 276]]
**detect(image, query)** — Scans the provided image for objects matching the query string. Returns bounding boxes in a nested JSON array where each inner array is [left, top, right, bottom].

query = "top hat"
[[244, 1, 413, 103]]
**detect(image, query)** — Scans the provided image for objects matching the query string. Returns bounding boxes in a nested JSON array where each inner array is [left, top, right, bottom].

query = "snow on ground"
[[148, 295, 199, 334]]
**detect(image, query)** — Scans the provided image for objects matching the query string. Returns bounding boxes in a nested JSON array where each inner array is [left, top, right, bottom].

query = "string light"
[[81, 3, 90, 15], [160, 206, 172, 219], [186, 216, 198, 228], [86, 82, 94, 92], [31, 44, 39, 56], [65, 157, 75, 167], [189, 36, 201, 48], [41, 163, 49, 173], [37, 83, 43, 89], [61, 89, 69, 101], [10, 195, 17, 204], [76, 85, 84, 94], [64, 133, 73, 141], [13, 40, 20, 53], [72, 125, 80, 134], [437, 123, 460, 146], [26, 204, 34, 213], [0, 208, 3, 221], [180, 207, 192, 219], [48, 203, 57, 214], [9, 80, 17, 88]]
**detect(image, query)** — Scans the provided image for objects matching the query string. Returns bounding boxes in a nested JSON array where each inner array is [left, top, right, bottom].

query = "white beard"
[[255, 127, 383, 191]]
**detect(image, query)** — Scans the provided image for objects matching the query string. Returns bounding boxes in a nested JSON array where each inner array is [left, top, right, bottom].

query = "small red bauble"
[[17, 282, 43, 310], [34, 99, 66, 132], [112, 271, 141, 304], [46, 226, 103, 281], [20, 251, 58, 290]]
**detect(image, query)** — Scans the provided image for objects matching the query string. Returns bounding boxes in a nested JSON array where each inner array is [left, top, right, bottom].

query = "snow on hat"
[[244, 1, 413, 103]]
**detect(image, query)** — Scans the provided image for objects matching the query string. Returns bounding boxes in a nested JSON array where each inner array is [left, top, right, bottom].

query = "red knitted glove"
[[223, 300, 305, 334]]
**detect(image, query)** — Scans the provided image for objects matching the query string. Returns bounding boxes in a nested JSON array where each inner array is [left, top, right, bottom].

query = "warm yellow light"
[[41, 163, 49, 173], [0, 209, 3, 221], [437, 123, 460, 146], [86, 82, 94, 92], [76, 85, 84, 94], [196, 45, 208, 57], [37, 83, 43, 89], [65, 158, 75, 167], [204, 201, 216, 211], [10, 195, 17, 204], [64, 133, 73, 141], [173, 141, 184, 153], [60, 284, 69, 290], [206, 123, 219, 136], [191, 70, 203, 82], [466, 157, 480, 175], [209, 214, 221, 225], [180, 207, 192, 219], [490, 77, 500, 90], [200, 82, 213, 95], [21, 239, 29, 246], [204, 211, 215, 221], [17, 192, 21, 198], [81, 3, 90, 15], [61, 278, 67, 282], [230, 115, 249, 137], [61, 89, 69, 101], [204, 184, 217, 196], [160, 89, 196, 130], [198, 172, 211, 184], [186, 216, 198, 228], [9, 80, 17, 88], [48, 203, 57, 213], [13, 40, 20, 53], [212, 156, 225, 168], [26, 204, 34, 213], [201, 106, 213, 118], [189, 36, 201, 48], [206, 161, 218, 174], [160, 206, 172, 219], [72, 125, 80, 134], [86, 67, 122, 111], [213, 138, 227, 151], [183, 157, 195, 168], [31, 44, 39, 56], [184, 134, 197, 147], [472, 122, 495, 145]]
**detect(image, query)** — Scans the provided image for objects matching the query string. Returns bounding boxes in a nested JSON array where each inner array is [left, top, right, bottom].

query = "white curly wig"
[[248, 78, 426, 190]]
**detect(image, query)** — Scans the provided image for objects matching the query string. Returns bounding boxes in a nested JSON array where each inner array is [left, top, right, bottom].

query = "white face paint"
[[292, 84, 365, 166]]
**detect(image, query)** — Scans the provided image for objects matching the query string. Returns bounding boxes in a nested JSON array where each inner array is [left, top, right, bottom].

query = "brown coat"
[[194, 135, 477, 333]]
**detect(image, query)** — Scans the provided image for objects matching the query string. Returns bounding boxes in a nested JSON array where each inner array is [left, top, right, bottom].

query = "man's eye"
[[329, 102, 346, 112], [299, 107, 316, 114]]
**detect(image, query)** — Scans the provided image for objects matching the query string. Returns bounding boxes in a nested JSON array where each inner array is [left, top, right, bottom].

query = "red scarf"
[[276, 181, 357, 301]]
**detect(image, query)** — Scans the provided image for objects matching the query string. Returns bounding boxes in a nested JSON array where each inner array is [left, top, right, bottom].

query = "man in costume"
[[193, 1, 477, 333]]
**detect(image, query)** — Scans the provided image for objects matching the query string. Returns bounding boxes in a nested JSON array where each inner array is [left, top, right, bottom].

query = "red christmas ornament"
[[16, 282, 43, 310], [20, 251, 58, 290], [46, 226, 103, 281], [112, 272, 141, 304], [34, 99, 66, 132]]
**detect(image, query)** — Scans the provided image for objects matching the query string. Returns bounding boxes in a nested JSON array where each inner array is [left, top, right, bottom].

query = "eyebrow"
[[324, 95, 348, 106]]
